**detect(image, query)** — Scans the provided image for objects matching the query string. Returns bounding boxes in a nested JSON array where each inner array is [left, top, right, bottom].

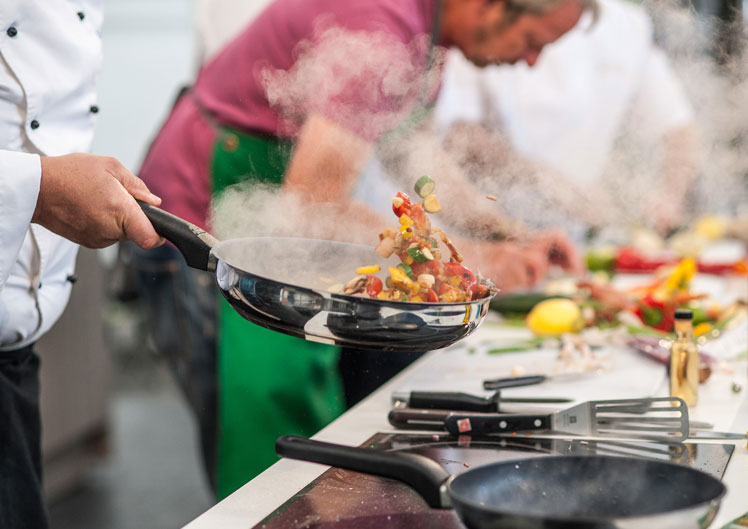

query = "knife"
[[387, 408, 748, 440], [483, 372, 593, 390], [391, 390, 572, 412]]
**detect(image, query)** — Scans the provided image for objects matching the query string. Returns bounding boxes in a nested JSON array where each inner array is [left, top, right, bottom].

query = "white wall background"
[[91, 0, 197, 172]]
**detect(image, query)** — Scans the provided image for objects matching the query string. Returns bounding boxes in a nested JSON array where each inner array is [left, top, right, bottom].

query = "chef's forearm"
[[282, 113, 385, 242], [284, 112, 373, 202]]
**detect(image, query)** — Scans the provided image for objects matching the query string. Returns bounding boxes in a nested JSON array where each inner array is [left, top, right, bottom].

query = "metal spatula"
[[444, 396, 689, 442]]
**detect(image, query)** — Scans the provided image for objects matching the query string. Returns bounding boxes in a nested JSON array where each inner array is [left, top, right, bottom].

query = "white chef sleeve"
[[629, 45, 694, 141], [0, 150, 41, 291]]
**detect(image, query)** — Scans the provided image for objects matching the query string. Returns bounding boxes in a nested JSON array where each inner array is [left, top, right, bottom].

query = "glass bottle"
[[670, 309, 699, 406]]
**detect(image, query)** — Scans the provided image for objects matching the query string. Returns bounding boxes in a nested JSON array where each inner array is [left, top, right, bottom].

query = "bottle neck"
[[674, 319, 694, 339]]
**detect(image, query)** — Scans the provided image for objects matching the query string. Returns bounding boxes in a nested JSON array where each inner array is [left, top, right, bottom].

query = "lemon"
[[526, 298, 584, 337]]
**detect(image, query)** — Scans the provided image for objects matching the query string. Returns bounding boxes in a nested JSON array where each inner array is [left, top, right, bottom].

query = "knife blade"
[[687, 431, 748, 440], [483, 372, 593, 390], [391, 390, 572, 412]]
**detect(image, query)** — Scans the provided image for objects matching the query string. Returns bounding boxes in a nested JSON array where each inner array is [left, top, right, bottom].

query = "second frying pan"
[[276, 435, 725, 529]]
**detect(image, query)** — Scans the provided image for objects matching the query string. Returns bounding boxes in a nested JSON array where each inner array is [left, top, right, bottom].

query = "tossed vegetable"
[[343, 177, 495, 303]]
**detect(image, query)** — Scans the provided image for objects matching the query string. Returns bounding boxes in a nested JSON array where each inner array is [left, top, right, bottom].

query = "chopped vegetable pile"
[[334, 176, 496, 303], [572, 257, 740, 337]]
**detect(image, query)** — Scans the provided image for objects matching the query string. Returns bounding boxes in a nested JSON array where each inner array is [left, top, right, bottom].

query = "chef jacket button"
[[77, 11, 85, 21], [30, 119, 39, 130], [7, 27, 17, 38], [89, 105, 99, 114], [66, 274, 78, 284]]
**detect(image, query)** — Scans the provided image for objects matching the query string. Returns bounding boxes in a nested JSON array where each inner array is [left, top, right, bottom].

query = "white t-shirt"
[[0, 0, 102, 350], [433, 0, 694, 187]]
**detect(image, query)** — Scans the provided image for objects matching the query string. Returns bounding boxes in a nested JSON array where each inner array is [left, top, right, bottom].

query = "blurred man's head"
[[441, 0, 596, 67]]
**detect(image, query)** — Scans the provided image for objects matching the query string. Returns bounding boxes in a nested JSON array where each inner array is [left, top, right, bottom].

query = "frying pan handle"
[[444, 413, 552, 435], [138, 201, 219, 272], [276, 435, 451, 508]]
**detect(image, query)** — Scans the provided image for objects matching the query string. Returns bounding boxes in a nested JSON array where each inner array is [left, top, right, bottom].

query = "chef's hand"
[[33, 153, 164, 249], [525, 229, 584, 276]]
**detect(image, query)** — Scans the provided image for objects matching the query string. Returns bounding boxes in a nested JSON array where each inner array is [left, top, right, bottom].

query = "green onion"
[[406, 246, 432, 263]]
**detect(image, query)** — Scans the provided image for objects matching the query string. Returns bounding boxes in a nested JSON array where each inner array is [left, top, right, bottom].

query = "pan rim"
[[211, 236, 498, 308], [447, 454, 727, 523]]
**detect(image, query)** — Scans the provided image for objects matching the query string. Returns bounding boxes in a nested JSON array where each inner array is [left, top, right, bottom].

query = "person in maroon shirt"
[[133, 0, 594, 499]]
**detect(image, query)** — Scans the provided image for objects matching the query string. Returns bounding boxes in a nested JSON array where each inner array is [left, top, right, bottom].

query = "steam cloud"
[[212, 2, 748, 246]]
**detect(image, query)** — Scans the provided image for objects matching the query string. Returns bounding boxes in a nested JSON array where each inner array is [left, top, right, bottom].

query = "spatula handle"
[[444, 413, 552, 435]]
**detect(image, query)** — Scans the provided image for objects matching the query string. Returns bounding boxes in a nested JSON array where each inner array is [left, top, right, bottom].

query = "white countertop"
[[184, 278, 748, 529]]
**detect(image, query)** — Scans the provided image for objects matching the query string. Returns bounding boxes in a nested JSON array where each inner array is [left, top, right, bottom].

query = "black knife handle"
[[408, 391, 498, 412], [444, 413, 552, 435], [483, 375, 547, 390]]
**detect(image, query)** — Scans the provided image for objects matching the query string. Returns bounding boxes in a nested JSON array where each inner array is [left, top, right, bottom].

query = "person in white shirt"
[[0, 2, 162, 527], [432, 0, 699, 235], [356, 0, 698, 240]]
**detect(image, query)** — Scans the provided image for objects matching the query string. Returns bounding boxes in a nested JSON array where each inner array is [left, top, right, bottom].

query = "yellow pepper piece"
[[693, 322, 712, 337], [439, 289, 459, 303], [399, 214, 414, 228], [665, 257, 696, 292], [388, 266, 419, 295], [388, 266, 410, 288], [356, 265, 381, 275]]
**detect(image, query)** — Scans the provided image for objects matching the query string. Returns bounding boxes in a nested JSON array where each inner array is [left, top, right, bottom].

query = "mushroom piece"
[[343, 276, 367, 295]]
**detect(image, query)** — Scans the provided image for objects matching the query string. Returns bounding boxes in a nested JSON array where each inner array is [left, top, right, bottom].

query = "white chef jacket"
[[0, 0, 103, 351], [432, 0, 694, 187]]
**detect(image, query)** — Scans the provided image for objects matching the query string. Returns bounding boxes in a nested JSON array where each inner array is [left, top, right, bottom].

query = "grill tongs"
[[443, 396, 690, 442]]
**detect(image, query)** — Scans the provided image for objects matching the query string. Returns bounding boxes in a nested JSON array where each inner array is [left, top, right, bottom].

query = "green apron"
[[211, 128, 344, 500]]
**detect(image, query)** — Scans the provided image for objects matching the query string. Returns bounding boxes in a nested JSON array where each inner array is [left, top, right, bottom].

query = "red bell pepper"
[[615, 247, 669, 273], [633, 295, 675, 331]]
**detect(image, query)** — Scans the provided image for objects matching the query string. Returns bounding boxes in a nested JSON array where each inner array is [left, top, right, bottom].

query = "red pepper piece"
[[615, 247, 670, 273], [392, 192, 412, 218], [634, 295, 675, 331], [365, 276, 383, 297], [443, 262, 477, 290]]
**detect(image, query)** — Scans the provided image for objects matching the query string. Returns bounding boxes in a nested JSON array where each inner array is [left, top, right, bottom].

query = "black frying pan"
[[140, 203, 494, 352], [276, 435, 725, 529]]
